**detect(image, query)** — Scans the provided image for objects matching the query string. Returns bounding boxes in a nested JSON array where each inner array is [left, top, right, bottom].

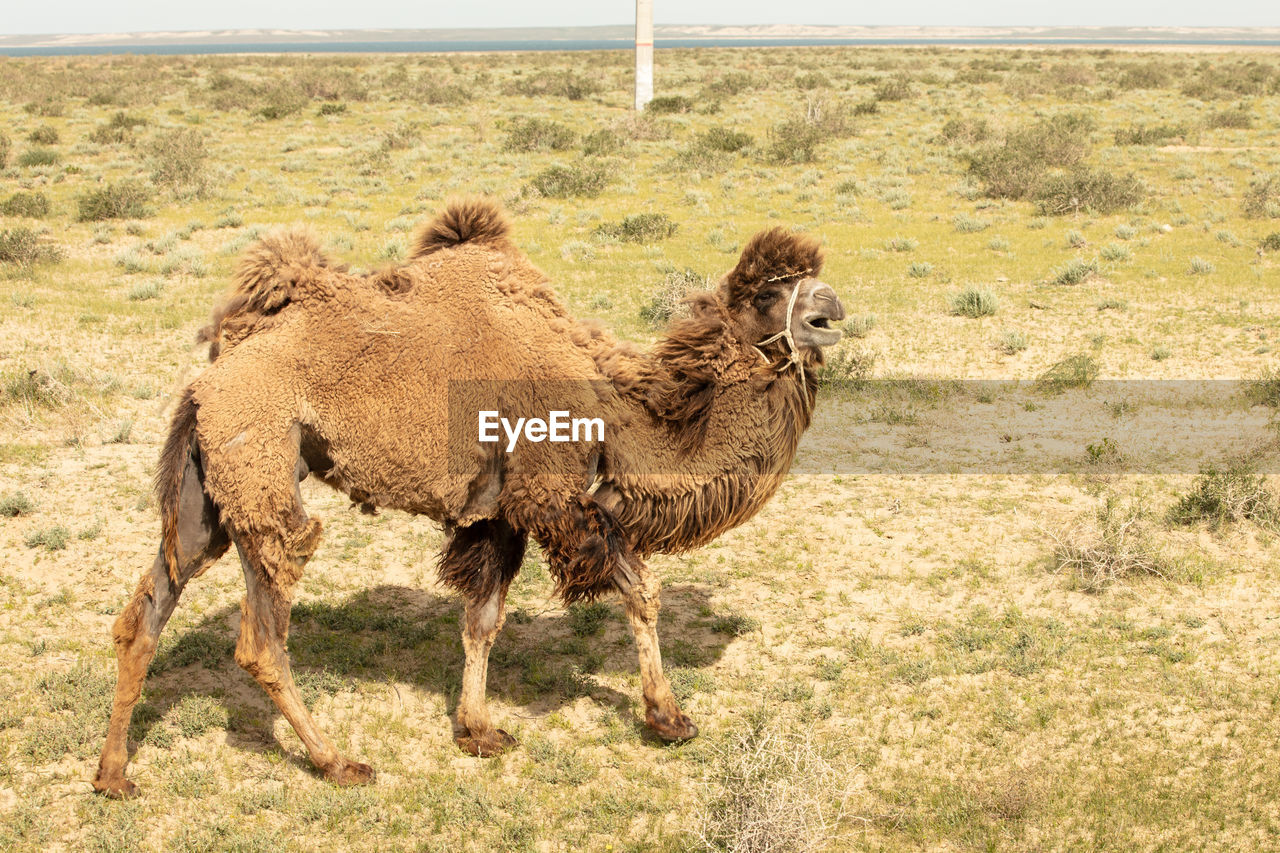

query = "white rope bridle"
[[752, 271, 809, 372], [752, 271, 814, 417]]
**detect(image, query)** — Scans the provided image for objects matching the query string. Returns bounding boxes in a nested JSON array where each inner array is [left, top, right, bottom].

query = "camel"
[[92, 198, 845, 797]]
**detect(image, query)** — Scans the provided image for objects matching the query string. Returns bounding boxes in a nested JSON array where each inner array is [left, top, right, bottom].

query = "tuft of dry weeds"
[[1048, 495, 1176, 593], [694, 710, 860, 853]]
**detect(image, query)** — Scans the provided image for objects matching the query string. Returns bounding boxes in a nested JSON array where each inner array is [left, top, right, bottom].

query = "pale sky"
[[2, 1, 1276, 36]]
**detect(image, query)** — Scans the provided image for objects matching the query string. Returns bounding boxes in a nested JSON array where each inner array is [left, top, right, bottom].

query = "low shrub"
[[641, 268, 704, 327], [1114, 124, 1186, 145], [1034, 169, 1144, 215], [1051, 257, 1100, 286], [967, 113, 1094, 199], [0, 227, 62, 266], [528, 162, 610, 198], [507, 69, 600, 101], [2, 191, 50, 218], [27, 125, 59, 144], [948, 287, 998, 318], [1051, 495, 1174, 593], [1261, 232, 1280, 252], [318, 102, 347, 116], [582, 128, 623, 156], [149, 128, 207, 197], [256, 83, 307, 120], [0, 491, 35, 517], [1243, 174, 1280, 218], [503, 117, 576, 153], [645, 94, 694, 114], [1206, 106, 1253, 129], [77, 181, 151, 222], [698, 126, 753, 153], [875, 73, 914, 101], [0, 132, 9, 167], [17, 147, 58, 167], [89, 111, 147, 145], [762, 118, 825, 165], [595, 213, 677, 244], [1037, 354, 1098, 392], [939, 116, 992, 146], [1168, 461, 1278, 529]]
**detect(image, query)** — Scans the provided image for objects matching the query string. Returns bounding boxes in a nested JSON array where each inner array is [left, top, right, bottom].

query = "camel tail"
[[411, 197, 511, 258], [197, 229, 333, 361], [154, 388, 200, 584]]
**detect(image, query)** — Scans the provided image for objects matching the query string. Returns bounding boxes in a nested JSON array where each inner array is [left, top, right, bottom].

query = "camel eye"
[[753, 291, 779, 312]]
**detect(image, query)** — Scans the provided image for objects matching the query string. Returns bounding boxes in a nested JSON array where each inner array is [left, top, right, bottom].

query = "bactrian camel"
[[93, 198, 845, 797]]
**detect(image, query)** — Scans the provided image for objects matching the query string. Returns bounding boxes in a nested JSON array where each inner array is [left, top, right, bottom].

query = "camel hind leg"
[[231, 524, 372, 785], [94, 447, 230, 798]]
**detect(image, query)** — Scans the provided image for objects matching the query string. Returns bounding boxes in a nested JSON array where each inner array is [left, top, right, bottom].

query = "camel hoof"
[[324, 759, 375, 787], [456, 727, 518, 758], [646, 708, 699, 742], [92, 774, 139, 799]]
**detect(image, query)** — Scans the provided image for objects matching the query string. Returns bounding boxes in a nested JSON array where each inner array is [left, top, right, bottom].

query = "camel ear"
[[722, 227, 824, 308]]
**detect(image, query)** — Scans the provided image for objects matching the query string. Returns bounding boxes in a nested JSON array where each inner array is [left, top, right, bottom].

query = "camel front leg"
[[439, 518, 525, 757], [454, 583, 517, 756], [615, 560, 698, 742]]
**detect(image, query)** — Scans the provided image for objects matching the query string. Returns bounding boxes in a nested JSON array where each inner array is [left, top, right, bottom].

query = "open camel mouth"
[[798, 312, 843, 347]]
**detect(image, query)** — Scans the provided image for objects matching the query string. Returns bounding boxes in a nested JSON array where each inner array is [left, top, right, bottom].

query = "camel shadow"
[[131, 582, 730, 765]]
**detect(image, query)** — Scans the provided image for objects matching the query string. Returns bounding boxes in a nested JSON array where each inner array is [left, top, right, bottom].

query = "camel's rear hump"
[[411, 198, 511, 258]]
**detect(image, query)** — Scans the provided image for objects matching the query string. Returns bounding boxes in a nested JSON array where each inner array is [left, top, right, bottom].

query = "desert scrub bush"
[[1261, 233, 1280, 252], [25, 525, 69, 551], [2, 191, 50, 218], [502, 117, 576, 152], [594, 213, 677, 244], [1037, 354, 1098, 392], [1034, 168, 1144, 215], [641, 268, 704, 327], [17, 147, 58, 167], [999, 329, 1027, 354], [397, 72, 473, 105], [875, 73, 914, 101], [528, 162, 609, 198], [818, 346, 876, 390], [948, 287, 998, 318], [507, 69, 600, 100], [1245, 367, 1280, 407], [1243, 174, 1280, 218], [1114, 123, 1186, 146], [256, 81, 308, 119], [27, 125, 58, 144], [1188, 257, 1215, 275], [1168, 461, 1278, 529], [694, 711, 855, 853], [318, 101, 346, 116], [77, 180, 150, 221], [1206, 106, 1253, 129], [1099, 243, 1131, 262], [1115, 61, 1172, 89], [581, 128, 623, 156], [953, 213, 990, 233], [0, 227, 62, 266], [1050, 495, 1174, 593], [0, 131, 9, 167], [938, 116, 992, 146], [379, 120, 421, 151], [966, 112, 1094, 199], [885, 237, 916, 252], [907, 261, 932, 278], [760, 119, 822, 164], [0, 491, 35, 517], [842, 314, 877, 338], [89, 111, 147, 144], [148, 128, 207, 197], [1051, 257, 1099, 285], [645, 94, 694, 114], [698, 126, 753, 153]]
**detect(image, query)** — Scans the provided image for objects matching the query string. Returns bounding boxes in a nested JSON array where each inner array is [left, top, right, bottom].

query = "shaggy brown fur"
[[94, 197, 845, 797]]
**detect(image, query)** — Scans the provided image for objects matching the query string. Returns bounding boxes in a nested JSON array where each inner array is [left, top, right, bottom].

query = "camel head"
[[720, 227, 845, 367]]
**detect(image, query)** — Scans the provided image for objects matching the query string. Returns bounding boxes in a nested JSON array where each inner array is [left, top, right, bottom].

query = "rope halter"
[[752, 271, 808, 372]]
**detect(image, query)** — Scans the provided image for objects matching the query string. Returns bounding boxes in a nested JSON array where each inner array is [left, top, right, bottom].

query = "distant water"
[[4, 37, 1280, 56]]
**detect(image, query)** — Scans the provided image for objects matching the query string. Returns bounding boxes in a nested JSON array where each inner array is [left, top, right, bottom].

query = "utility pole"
[[635, 0, 653, 111]]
